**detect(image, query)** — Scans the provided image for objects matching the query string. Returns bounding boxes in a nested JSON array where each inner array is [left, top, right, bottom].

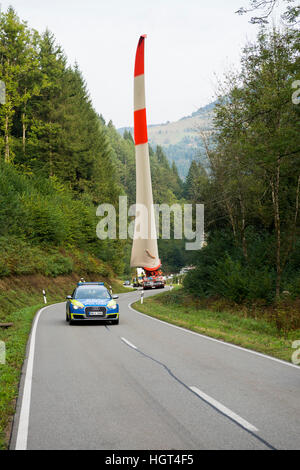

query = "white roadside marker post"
[[0, 341, 6, 364], [141, 290, 144, 304], [42, 290, 47, 304]]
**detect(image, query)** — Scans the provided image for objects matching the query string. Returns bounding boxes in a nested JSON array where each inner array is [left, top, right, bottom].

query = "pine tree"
[[0, 7, 36, 163], [25, 29, 66, 176]]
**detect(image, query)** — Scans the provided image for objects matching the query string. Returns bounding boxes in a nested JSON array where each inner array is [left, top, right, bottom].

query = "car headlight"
[[107, 300, 117, 310], [71, 300, 85, 310]]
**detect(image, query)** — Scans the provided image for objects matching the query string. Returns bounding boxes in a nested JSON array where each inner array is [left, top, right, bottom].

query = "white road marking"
[[15, 304, 54, 450], [121, 337, 138, 350], [190, 386, 259, 432], [128, 301, 300, 370]]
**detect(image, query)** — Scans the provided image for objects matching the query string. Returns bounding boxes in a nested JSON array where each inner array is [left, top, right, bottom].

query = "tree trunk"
[[22, 113, 26, 155], [49, 122, 53, 177], [282, 174, 300, 269], [225, 199, 237, 241], [271, 157, 281, 298], [49, 147, 53, 177], [239, 194, 248, 260], [4, 114, 10, 163], [234, 154, 248, 260]]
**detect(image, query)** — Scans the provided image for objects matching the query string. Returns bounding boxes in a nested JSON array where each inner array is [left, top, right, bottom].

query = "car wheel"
[[111, 318, 119, 325], [66, 312, 69, 322]]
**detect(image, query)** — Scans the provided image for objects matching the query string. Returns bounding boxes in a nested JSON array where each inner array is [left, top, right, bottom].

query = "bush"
[[0, 162, 124, 277], [22, 195, 67, 245], [44, 254, 74, 277], [183, 229, 294, 304]]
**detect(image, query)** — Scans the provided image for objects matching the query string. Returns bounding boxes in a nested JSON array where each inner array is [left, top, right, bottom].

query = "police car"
[[66, 282, 119, 325]]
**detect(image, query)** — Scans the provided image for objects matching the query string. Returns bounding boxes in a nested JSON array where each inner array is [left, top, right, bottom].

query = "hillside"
[[119, 101, 216, 179], [0, 7, 190, 279]]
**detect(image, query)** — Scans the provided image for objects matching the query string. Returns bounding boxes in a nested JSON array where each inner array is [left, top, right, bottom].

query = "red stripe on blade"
[[134, 108, 148, 145], [134, 35, 146, 77]]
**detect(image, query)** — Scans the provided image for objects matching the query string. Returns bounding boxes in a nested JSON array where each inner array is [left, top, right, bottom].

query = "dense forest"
[[0, 7, 187, 279], [184, 22, 300, 308]]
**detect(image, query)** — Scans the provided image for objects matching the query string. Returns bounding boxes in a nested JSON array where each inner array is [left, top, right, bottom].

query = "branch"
[[236, 0, 280, 24], [279, 148, 300, 159]]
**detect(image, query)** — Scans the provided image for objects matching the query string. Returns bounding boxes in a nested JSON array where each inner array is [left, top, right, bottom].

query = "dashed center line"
[[119, 332, 275, 449], [121, 337, 138, 350], [190, 386, 258, 433]]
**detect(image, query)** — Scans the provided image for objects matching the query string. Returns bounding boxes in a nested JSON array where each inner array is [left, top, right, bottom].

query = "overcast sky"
[[1, 0, 283, 128]]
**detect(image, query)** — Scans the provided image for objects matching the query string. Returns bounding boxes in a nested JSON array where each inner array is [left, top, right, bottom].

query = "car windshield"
[[74, 286, 111, 300]]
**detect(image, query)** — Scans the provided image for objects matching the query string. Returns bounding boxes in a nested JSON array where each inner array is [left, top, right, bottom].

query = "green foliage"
[[183, 159, 209, 202], [44, 254, 73, 277], [185, 27, 300, 306], [0, 8, 129, 276], [0, 6, 189, 278], [0, 162, 121, 277], [184, 226, 300, 303]]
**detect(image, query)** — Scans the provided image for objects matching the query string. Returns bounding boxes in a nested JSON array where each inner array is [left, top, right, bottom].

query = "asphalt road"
[[10, 288, 300, 450]]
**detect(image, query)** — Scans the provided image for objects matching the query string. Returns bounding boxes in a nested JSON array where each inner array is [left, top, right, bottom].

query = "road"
[[10, 288, 300, 450]]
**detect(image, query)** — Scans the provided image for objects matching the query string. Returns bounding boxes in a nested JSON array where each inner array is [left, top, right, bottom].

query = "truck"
[[142, 271, 165, 290], [132, 268, 146, 287], [133, 268, 166, 290]]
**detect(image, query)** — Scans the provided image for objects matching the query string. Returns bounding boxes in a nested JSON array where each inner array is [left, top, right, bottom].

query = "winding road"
[[10, 288, 300, 450]]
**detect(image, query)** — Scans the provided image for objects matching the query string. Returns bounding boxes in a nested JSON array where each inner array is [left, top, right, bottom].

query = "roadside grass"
[[132, 289, 300, 365], [0, 273, 126, 450], [110, 279, 135, 294], [0, 304, 42, 450]]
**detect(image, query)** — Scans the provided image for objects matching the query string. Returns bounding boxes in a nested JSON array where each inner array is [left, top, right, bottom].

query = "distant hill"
[[118, 101, 216, 179]]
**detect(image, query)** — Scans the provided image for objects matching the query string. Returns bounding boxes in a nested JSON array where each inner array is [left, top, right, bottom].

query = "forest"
[[0, 7, 187, 279], [0, 4, 299, 309], [184, 23, 300, 312]]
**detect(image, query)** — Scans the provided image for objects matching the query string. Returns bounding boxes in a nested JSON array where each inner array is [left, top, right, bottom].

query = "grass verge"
[[0, 304, 42, 450], [132, 289, 300, 365]]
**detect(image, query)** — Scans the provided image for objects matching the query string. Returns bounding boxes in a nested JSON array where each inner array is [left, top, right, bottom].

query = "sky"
[[0, 0, 283, 128]]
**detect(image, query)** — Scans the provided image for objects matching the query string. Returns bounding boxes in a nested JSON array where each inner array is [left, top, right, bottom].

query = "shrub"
[[183, 229, 285, 304], [44, 254, 74, 277]]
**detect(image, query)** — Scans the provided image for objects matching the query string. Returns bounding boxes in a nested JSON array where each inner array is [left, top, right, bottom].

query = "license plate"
[[89, 311, 104, 317]]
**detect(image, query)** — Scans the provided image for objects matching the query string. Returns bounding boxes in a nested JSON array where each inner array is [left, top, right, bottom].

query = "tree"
[[236, 0, 300, 24], [24, 29, 66, 175], [0, 7, 37, 162], [184, 159, 209, 204], [212, 27, 300, 297]]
